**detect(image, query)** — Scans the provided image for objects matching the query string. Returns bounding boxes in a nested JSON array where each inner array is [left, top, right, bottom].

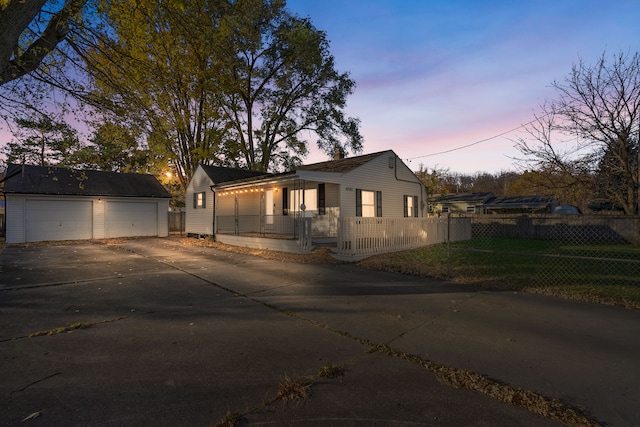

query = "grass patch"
[[359, 237, 640, 309], [365, 342, 599, 426], [276, 375, 313, 403], [24, 318, 125, 339], [213, 411, 244, 427], [28, 322, 91, 337], [317, 363, 346, 379]]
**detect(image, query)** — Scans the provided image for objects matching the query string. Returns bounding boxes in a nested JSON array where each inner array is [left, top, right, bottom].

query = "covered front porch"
[[213, 177, 340, 252]]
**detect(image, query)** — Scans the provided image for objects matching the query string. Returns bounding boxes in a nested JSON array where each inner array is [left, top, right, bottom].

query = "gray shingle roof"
[[211, 151, 392, 187], [483, 195, 555, 209], [199, 164, 270, 183], [296, 151, 388, 173], [430, 192, 495, 204], [3, 164, 171, 198]]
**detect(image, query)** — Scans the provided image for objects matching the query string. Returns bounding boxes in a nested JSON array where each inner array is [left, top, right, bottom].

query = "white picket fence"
[[336, 217, 472, 260]]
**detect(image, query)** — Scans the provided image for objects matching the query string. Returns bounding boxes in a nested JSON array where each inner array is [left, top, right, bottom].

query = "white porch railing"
[[336, 217, 472, 260], [216, 215, 297, 237], [216, 215, 313, 252]]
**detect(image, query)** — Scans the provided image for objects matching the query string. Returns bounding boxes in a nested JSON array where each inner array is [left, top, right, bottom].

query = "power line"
[[407, 115, 547, 161]]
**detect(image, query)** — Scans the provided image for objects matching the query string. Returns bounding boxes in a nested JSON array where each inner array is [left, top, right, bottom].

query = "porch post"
[[234, 193, 239, 235], [259, 188, 264, 236]]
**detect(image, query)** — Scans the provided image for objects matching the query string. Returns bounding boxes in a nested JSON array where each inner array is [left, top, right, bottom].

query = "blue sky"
[[287, 0, 640, 173]]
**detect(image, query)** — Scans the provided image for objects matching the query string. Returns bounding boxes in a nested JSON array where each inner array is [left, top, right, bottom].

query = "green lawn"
[[359, 237, 640, 309]]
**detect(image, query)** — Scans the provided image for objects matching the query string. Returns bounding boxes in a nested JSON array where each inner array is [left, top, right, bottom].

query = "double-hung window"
[[193, 191, 206, 208], [404, 195, 418, 217], [356, 189, 382, 217]]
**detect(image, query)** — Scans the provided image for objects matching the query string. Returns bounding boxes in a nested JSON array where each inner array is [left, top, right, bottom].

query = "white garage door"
[[25, 199, 93, 242], [106, 201, 158, 238]]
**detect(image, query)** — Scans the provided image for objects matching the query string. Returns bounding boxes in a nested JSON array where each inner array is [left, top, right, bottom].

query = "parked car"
[[553, 204, 581, 215]]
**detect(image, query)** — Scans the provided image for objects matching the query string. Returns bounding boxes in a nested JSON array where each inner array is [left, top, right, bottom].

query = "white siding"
[[337, 152, 426, 218], [93, 199, 105, 239], [157, 205, 169, 237], [216, 192, 236, 217], [5, 194, 168, 243], [238, 192, 261, 215], [185, 166, 215, 235], [5, 195, 25, 244]]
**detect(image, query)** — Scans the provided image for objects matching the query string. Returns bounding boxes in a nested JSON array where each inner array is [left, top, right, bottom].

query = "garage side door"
[[25, 200, 93, 242], [106, 201, 158, 238]]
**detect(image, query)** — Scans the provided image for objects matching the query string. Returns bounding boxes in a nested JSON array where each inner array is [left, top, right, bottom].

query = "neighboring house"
[[3, 164, 171, 243], [186, 164, 269, 237], [429, 192, 495, 215], [483, 195, 555, 214], [429, 192, 556, 214], [211, 150, 428, 250]]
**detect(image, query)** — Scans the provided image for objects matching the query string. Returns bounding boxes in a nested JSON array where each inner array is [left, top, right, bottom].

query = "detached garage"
[[3, 164, 171, 243]]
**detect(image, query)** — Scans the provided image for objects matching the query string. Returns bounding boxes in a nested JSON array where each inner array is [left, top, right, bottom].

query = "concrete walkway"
[[1, 238, 638, 426]]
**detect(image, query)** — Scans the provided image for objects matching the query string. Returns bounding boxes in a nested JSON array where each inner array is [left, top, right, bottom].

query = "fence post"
[[447, 213, 452, 278]]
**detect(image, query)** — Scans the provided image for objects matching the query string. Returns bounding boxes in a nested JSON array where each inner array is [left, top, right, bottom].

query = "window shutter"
[[376, 191, 382, 217], [403, 195, 408, 217], [413, 196, 418, 217], [193, 192, 197, 209], [318, 184, 326, 215], [282, 187, 288, 215], [356, 189, 362, 217], [202, 192, 206, 209]]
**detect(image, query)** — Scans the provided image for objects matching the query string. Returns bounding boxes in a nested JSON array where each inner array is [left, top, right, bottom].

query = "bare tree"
[[515, 51, 640, 214]]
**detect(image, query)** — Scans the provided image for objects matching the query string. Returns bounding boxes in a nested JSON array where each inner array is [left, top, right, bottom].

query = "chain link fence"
[[442, 214, 640, 299]]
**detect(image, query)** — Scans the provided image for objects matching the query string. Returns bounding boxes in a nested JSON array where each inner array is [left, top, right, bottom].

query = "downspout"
[[209, 184, 216, 237], [394, 155, 427, 216]]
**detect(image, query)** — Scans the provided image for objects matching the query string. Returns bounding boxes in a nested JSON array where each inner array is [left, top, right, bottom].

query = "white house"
[[185, 164, 269, 237], [209, 150, 465, 258], [3, 164, 171, 243]]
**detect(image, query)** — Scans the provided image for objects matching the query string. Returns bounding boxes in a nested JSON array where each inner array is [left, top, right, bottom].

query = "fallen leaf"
[[21, 411, 42, 422]]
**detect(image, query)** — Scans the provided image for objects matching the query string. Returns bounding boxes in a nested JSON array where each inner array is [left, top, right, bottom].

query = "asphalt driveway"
[[1, 238, 639, 426]]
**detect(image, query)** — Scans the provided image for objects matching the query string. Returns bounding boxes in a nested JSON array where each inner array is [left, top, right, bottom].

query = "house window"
[[466, 205, 476, 214], [289, 188, 317, 213], [193, 191, 206, 209], [404, 195, 418, 217], [442, 206, 450, 214], [356, 189, 382, 217]]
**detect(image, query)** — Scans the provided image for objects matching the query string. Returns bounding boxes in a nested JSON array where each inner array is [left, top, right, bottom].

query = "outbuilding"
[[3, 164, 171, 243]]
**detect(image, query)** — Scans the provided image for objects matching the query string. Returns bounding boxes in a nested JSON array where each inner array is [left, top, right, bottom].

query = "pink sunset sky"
[[288, 0, 640, 173], [2, 1, 640, 175]]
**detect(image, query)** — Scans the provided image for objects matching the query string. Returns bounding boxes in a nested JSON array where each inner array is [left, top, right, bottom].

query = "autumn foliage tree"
[[0, 0, 85, 85], [76, 0, 362, 187]]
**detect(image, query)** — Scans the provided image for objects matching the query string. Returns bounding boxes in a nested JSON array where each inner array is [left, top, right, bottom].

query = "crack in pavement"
[[121, 244, 599, 426]]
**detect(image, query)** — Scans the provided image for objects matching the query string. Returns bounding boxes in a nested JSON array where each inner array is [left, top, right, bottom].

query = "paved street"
[[1, 238, 639, 426]]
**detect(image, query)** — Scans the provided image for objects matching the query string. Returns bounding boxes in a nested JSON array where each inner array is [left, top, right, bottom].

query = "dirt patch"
[[171, 236, 345, 264]]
